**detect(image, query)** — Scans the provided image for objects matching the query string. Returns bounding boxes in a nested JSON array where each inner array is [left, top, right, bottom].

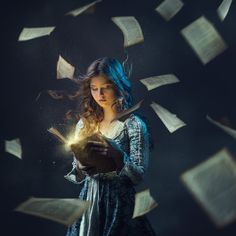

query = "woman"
[[65, 57, 156, 236]]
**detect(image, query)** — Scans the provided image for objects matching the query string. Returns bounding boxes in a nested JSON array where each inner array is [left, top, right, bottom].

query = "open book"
[[48, 128, 117, 173]]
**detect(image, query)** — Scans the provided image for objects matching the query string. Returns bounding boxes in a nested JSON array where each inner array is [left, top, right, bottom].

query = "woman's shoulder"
[[124, 113, 148, 132]]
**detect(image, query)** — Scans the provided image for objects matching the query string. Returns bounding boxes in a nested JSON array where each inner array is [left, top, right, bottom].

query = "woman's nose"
[[98, 88, 104, 95]]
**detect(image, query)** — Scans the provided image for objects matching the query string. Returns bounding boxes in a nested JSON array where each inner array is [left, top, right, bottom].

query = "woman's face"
[[90, 75, 117, 109]]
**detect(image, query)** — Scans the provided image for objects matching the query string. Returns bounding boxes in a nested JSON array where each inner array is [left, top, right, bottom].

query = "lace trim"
[[98, 120, 125, 139]]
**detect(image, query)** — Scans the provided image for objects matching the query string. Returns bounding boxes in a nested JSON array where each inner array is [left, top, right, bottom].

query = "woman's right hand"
[[76, 160, 97, 176], [70, 144, 80, 159], [70, 143, 91, 165]]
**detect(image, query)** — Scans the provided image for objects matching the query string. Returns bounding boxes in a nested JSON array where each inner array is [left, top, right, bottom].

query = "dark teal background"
[[1, 0, 236, 235]]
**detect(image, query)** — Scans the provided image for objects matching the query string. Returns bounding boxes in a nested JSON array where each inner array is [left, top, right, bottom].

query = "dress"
[[64, 114, 156, 236]]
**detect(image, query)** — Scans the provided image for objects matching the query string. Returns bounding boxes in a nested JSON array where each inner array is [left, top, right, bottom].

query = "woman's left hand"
[[86, 140, 120, 158], [86, 140, 124, 170]]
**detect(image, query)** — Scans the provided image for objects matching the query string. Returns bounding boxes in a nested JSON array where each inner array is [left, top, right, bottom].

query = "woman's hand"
[[85, 140, 124, 170], [86, 140, 122, 159], [70, 143, 91, 165]]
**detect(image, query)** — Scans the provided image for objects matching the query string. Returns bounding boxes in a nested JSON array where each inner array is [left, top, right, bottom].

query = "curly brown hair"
[[70, 57, 133, 137]]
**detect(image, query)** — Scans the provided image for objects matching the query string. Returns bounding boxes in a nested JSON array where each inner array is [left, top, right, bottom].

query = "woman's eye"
[[90, 85, 113, 91]]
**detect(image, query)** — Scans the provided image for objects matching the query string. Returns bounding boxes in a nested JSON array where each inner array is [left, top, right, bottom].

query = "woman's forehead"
[[90, 75, 112, 86]]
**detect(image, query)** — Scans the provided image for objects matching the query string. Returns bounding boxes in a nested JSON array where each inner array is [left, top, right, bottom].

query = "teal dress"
[[65, 114, 156, 236]]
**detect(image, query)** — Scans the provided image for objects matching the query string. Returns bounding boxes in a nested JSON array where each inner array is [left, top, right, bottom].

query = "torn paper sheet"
[[111, 16, 144, 47], [150, 101, 186, 133], [18, 27, 55, 41], [15, 197, 90, 226], [181, 148, 236, 227], [132, 189, 158, 218], [57, 55, 75, 80], [181, 16, 227, 64], [140, 74, 180, 91], [155, 0, 184, 21]]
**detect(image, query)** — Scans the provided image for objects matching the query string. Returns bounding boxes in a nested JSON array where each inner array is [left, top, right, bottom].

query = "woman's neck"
[[102, 107, 118, 123]]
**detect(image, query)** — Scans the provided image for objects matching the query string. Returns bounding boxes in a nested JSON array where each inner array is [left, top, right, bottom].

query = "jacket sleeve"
[[119, 115, 150, 185], [64, 119, 86, 184]]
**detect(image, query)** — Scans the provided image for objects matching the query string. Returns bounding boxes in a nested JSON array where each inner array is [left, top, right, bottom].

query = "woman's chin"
[[98, 102, 109, 108]]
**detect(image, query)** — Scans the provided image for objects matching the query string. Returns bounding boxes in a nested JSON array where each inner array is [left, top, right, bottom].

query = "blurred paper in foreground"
[[66, 0, 102, 17], [155, 0, 184, 21], [150, 101, 186, 133], [140, 74, 180, 91], [181, 148, 236, 227], [217, 0, 232, 21], [111, 16, 144, 47], [57, 55, 75, 80], [181, 16, 227, 64], [18, 27, 55, 41], [132, 189, 158, 218], [5, 138, 22, 159], [207, 115, 236, 139], [15, 197, 90, 226]]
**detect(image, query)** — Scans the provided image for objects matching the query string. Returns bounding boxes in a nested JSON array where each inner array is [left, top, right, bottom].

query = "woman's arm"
[[119, 115, 150, 185]]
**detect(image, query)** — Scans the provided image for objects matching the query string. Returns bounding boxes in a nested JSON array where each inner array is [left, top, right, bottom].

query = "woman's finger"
[[87, 141, 104, 146], [100, 151, 107, 156], [90, 148, 108, 157], [90, 146, 108, 151], [87, 143, 108, 149], [86, 141, 105, 149]]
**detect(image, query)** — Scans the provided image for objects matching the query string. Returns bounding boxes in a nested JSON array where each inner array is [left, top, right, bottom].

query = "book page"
[[15, 197, 90, 226], [206, 115, 236, 139], [217, 0, 232, 21], [181, 148, 236, 227], [140, 74, 180, 91], [150, 101, 186, 133], [5, 138, 22, 159], [56, 55, 75, 80], [111, 16, 144, 47], [18, 27, 55, 41], [132, 189, 158, 218], [155, 0, 184, 21], [66, 0, 102, 17], [48, 127, 67, 144], [181, 16, 228, 64]]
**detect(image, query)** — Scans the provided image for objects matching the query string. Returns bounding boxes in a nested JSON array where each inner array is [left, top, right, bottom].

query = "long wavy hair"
[[70, 57, 133, 137]]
